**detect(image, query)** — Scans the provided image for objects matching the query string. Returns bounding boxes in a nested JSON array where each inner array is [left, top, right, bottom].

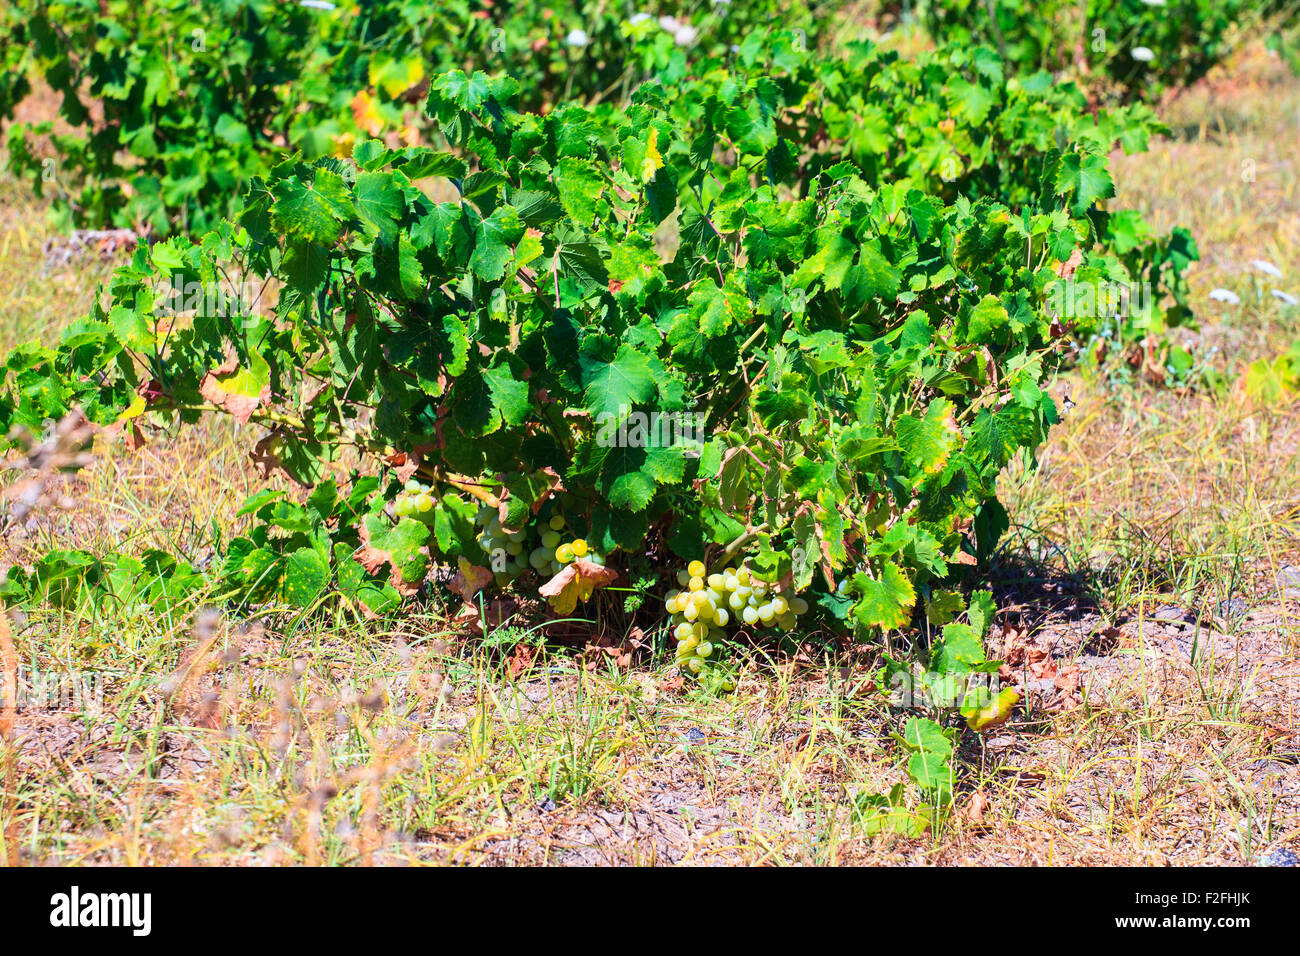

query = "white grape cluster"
[[474, 505, 534, 584], [664, 559, 810, 678], [393, 478, 435, 518], [473, 508, 606, 586]]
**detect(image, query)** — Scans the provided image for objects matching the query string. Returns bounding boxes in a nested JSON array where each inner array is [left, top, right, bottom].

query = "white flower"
[[712, 0, 732, 5], [1209, 288, 1241, 304], [675, 25, 699, 47], [630, 12, 651, 25], [298, 0, 336, 8], [1271, 289, 1299, 306], [566, 28, 589, 48], [658, 15, 681, 32], [1131, 46, 1155, 62], [1139, 0, 1166, 6], [1252, 259, 1283, 277]]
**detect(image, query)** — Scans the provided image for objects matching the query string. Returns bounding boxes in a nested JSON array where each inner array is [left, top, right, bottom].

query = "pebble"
[[1259, 848, 1298, 867], [683, 728, 706, 746], [1214, 597, 1248, 623], [1276, 565, 1300, 593]]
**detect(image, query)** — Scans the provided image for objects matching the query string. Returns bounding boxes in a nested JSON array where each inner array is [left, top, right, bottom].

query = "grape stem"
[[720, 524, 768, 563], [440, 473, 501, 508]]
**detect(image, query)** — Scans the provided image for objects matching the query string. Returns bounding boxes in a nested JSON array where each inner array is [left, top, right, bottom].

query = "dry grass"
[[0, 44, 1297, 867]]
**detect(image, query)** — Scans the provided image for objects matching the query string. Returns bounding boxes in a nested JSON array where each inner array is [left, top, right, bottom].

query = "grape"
[[571, 539, 589, 557], [548, 515, 566, 531], [541, 530, 562, 549], [556, 543, 575, 563], [663, 558, 813, 687]]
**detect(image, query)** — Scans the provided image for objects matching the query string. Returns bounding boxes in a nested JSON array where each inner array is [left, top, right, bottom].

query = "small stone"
[[1214, 597, 1248, 623], [538, 798, 557, 812], [683, 727, 706, 745], [1259, 848, 1298, 867], [1276, 566, 1300, 593]]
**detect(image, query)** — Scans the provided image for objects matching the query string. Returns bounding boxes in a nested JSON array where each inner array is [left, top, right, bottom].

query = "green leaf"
[[354, 170, 404, 241], [851, 562, 916, 631], [272, 169, 355, 245], [555, 158, 604, 224], [580, 344, 656, 420], [1056, 152, 1115, 211], [925, 589, 965, 626], [363, 515, 431, 586], [283, 547, 330, 608], [931, 621, 985, 674], [469, 205, 524, 280], [481, 361, 532, 427], [967, 294, 1009, 341]]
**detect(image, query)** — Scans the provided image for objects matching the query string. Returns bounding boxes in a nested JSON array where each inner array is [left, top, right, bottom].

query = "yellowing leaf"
[[538, 559, 617, 615], [640, 126, 664, 184], [962, 688, 1019, 732], [450, 556, 492, 604], [117, 391, 146, 422], [368, 55, 425, 99], [332, 131, 356, 159], [350, 89, 385, 137]]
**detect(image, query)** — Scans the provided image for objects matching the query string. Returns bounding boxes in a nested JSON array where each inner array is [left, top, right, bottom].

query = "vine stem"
[[720, 523, 768, 563], [440, 474, 500, 508]]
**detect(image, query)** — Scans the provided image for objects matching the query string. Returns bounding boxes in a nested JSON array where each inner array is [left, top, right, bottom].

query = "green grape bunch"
[[473, 508, 608, 588], [663, 559, 809, 685], [393, 478, 435, 519]]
